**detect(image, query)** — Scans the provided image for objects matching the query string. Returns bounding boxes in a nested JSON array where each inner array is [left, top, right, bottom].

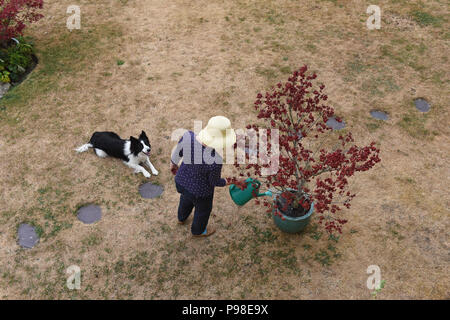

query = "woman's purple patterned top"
[[171, 131, 226, 198]]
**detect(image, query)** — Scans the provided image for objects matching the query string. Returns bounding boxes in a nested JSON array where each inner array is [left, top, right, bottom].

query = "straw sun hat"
[[197, 116, 237, 152]]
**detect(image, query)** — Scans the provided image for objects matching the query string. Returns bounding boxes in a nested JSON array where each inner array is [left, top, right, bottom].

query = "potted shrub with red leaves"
[[230, 65, 381, 234]]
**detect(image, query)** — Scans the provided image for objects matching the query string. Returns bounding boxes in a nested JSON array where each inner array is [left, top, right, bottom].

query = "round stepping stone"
[[18, 224, 39, 249], [77, 204, 102, 224], [139, 183, 164, 199], [326, 117, 346, 130], [370, 110, 389, 121], [414, 98, 430, 112]]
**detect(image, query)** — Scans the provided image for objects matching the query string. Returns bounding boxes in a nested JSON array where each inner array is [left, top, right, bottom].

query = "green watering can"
[[229, 178, 273, 206]]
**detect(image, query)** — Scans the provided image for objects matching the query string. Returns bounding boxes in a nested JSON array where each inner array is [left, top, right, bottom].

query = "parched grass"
[[397, 113, 431, 139], [380, 41, 428, 73], [0, 24, 123, 110], [360, 73, 401, 97], [0, 0, 449, 300], [395, 98, 441, 140], [410, 10, 442, 27]]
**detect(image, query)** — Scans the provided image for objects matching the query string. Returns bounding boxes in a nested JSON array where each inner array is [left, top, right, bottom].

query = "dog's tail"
[[75, 143, 93, 153]]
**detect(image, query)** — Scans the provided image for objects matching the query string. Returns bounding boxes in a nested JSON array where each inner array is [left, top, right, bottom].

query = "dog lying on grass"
[[76, 131, 159, 178]]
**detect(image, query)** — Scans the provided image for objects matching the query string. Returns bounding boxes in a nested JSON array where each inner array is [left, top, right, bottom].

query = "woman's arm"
[[171, 135, 184, 165], [208, 164, 248, 190], [171, 132, 191, 175], [209, 163, 227, 187]]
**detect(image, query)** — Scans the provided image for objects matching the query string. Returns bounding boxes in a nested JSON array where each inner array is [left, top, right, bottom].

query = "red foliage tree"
[[231, 65, 381, 234], [0, 0, 44, 46]]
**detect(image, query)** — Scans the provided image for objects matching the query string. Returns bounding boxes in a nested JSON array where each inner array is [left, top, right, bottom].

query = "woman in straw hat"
[[171, 116, 246, 237]]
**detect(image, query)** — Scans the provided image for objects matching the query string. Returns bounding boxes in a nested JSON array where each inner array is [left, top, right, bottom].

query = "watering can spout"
[[229, 178, 272, 206], [261, 190, 273, 197]]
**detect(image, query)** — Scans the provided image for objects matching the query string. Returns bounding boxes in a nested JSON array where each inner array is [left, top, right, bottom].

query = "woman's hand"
[[171, 163, 179, 175]]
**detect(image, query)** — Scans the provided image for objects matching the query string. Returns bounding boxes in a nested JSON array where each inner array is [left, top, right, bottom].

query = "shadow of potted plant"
[[230, 65, 381, 235]]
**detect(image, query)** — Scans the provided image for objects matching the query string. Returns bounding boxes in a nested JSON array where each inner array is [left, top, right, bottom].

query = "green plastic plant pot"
[[273, 202, 314, 234]]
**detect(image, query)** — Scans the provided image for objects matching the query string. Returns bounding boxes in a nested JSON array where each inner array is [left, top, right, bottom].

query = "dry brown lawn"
[[0, 0, 448, 299]]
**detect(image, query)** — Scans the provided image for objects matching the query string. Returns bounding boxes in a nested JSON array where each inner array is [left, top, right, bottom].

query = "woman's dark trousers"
[[176, 183, 214, 235]]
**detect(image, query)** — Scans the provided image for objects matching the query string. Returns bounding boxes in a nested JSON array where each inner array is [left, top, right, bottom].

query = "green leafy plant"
[[371, 279, 386, 299], [0, 64, 10, 83], [0, 36, 35, 83]]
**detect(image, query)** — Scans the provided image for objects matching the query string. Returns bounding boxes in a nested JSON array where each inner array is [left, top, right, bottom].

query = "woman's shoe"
[[192, 227, 216, 238]]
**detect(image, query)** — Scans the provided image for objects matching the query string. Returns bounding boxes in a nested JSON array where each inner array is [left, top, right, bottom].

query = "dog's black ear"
[[130, 136, 140, 146], [139, 131, 148, 140]]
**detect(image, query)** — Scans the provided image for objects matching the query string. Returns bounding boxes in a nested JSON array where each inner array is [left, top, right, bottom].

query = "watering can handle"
[[229, 179, 262, 192], [251, 179, 261, 189]]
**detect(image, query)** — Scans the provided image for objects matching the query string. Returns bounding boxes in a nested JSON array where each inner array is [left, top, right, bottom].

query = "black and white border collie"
[[75, 131, 158, 178]]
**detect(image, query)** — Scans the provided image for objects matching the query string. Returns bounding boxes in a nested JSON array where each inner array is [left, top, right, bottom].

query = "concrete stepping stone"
[[18, 224, 39, 249], [370, 110, 389, 120], [414, 98, 431, 112], [139, 183, 164, 199], [326, 116, 346, 130], [0, 83, 11, 99], [77, 204, 102, 224]]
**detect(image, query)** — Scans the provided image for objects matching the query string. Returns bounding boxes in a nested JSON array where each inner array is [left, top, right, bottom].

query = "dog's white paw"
[[152, 170, 159, 176], [143, 171, 151, 178]]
